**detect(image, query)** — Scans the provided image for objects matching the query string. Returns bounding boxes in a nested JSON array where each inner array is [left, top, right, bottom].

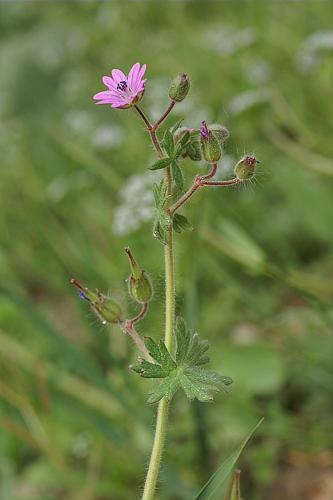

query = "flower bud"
[[234, 155, 259, 180], [209, 123, 230, 145], [70, 278, 122, 324], [200, 121, 221, 163], [125, 247, 153, 304], [94, 292, 123, 324], [168, 74, 190, 102]]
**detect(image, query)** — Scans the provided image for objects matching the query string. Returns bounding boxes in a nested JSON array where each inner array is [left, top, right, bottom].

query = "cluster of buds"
[[70, 248, 153, 328], [173, 122, 230, 164]]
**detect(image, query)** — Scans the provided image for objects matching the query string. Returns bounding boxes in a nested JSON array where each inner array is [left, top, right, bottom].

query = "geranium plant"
[[71, 62, 260, 499]]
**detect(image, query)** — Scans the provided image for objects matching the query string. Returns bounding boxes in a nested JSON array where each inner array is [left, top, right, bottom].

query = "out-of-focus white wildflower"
[[46, 172, 93, 203], [204, 25, 256, 56], [228, 89, 269, 116], [61, 68, 90, 102], [243, 60, 271, 85], [65, 110, 94, 134], [297, 31, 333, 72], [64, 110, 124, 149], [72, 432, 92, 459], [91, 124, 124, 149], [231, 323, 258, 345], [113, 173, 156, 236]]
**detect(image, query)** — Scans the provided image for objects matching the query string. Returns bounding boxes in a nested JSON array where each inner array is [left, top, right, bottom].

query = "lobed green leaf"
[[132, 316, 232, 404]]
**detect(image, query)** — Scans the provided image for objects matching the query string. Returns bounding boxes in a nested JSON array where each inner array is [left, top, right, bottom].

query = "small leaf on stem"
[[173, 213, 193, 233], [150, 157, 173, 171]]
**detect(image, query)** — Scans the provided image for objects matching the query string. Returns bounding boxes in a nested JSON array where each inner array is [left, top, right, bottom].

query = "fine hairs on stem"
[[70, 62, 260, 499]]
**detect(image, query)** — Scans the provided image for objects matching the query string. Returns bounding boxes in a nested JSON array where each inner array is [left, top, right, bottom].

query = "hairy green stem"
[[135, 103, 176, 500], [163, 230, 175, 352], [135, 103, 174, 499], [142, 229, 174, 500], [142, 398, 170, 500]]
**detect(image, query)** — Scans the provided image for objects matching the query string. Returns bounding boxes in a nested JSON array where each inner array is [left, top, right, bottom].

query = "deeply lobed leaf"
[[131, 317, 233, 404]]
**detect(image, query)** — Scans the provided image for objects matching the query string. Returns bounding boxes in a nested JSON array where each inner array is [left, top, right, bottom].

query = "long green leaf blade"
[[194, 418, 264, 500]]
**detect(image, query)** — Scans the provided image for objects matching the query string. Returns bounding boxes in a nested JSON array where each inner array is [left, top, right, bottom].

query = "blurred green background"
[[1, 1, 333, 499]]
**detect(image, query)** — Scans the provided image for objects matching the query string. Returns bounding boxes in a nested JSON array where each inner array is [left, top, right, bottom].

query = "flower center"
[[117, 81, 128, 91]]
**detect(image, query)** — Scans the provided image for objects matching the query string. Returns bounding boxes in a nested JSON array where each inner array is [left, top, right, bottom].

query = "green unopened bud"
[[169, 74, 190, 102], [234, 154, 259, 180], [70, 278, 122, 324], [125, 247, 153, 304], [200, 121, 221, 163], [209, 123, 230, 145], [94, 292, 123, 324]]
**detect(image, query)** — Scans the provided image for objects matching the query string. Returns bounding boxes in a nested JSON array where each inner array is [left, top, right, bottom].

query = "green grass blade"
[[193, 418, 264, 500]]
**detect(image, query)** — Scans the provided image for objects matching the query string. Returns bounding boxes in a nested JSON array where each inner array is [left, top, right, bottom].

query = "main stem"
[[138, 103, 175, 500], [142, 222, 174, 500]]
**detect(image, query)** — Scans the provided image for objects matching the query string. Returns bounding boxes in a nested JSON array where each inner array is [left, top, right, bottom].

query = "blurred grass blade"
[[0, 328, 123, 419], [0, 285, 110, 387], [202, 225, 333, 301], [218, 219, 267, 272], [47, 126, 123, 189], [267, 126, 333, 177], [193, 418, 263, 500], [225, 470, 241, 500]]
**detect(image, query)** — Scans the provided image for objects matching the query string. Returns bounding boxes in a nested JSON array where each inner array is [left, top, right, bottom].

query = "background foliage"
[[1, 1, 333, 499]]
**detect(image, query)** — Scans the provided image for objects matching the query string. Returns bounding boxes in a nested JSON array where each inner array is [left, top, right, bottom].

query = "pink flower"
[[93, 62, 147, 109]]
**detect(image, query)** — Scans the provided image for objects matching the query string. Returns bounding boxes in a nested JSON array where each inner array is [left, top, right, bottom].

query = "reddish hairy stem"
[[134, 104, 172, 193], [127, 302, 149, 326], [134, 105, 164, 156], [200, 162, 218, 180], [200, 178, 240, 186], [168, 173, 240, 215], [134, 105, 152, 130], [122, 321, 152, 362], [168, 183, 200, 215], [152, 101, 176, 131]]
